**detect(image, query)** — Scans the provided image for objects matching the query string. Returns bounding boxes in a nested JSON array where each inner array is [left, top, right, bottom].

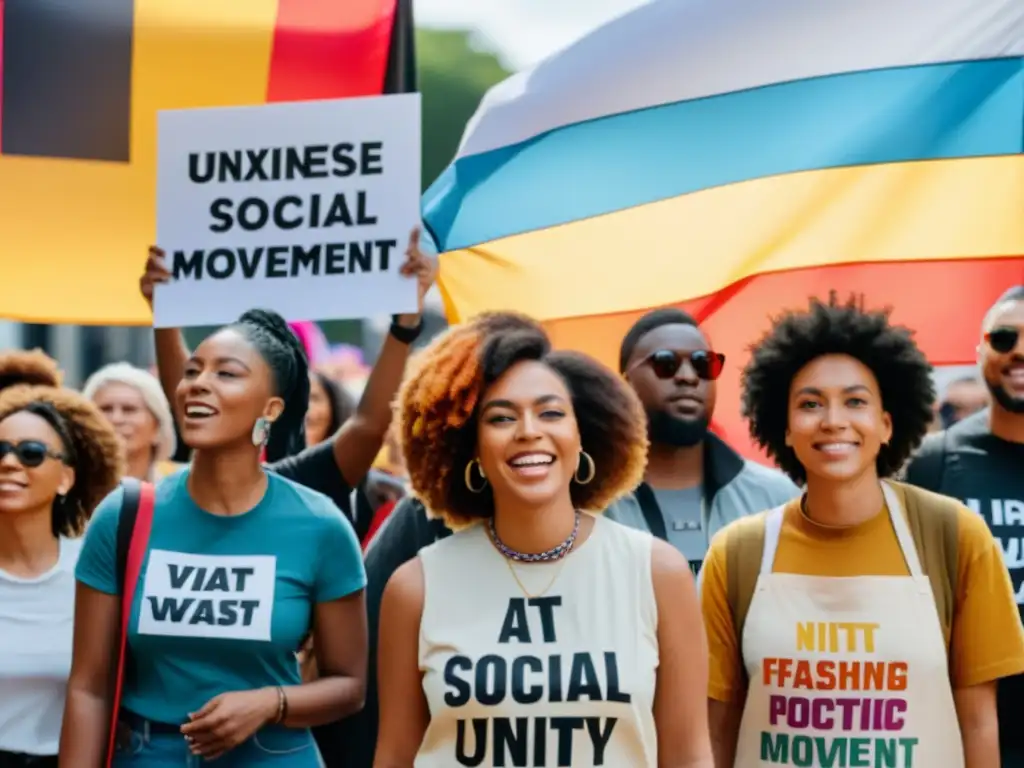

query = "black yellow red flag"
[[0, 0, 414, 324]]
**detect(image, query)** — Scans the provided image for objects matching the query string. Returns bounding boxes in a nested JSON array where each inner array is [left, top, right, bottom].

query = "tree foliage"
[[417, 28, 511, 190]]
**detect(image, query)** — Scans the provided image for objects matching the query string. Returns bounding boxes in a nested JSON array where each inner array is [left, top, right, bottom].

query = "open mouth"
[[507, 452, 555, 478], [1005, 363, 1024, 386], [812, 442, 859, 456], [183, 402, 219, 421]]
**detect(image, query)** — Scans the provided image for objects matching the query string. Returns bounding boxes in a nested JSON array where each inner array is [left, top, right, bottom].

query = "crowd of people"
[[0, 227, 1023, 767]]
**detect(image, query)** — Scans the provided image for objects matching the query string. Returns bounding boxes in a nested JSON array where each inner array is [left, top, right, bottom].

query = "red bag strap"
[[105, 481, 156, 767]]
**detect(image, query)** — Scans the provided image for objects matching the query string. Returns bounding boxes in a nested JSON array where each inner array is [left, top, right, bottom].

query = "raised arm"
[[142, 230, 437, 491], [139, 246, 189, 410], [328, 229, 436, 487]]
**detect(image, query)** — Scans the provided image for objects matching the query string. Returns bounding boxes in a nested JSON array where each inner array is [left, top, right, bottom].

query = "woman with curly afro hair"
[[0, 348, 62, 392], [699, 294, 1024, 767], [0, 384, 123, 766], [374, 312, 713, 768]]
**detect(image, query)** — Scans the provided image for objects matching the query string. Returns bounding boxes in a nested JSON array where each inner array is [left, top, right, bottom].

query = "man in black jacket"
[[903, 286, 1024, 765]]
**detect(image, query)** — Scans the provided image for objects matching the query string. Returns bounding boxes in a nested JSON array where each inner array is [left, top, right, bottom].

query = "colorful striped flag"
[[425, 0, 1024, 462], [0, 0, 414, 325]]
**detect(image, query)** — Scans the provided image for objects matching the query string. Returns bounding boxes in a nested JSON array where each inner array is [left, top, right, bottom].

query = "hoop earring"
[[464, 458, 487, 493], [574, 451, 595, 485], [251, 417, 271, 447]]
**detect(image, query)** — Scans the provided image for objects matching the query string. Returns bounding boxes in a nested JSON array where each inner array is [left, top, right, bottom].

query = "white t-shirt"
[[0, 536, 82, 755]]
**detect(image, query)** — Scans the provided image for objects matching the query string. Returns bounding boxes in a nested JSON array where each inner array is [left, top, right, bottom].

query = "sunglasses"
[[630, 349, 726, 381], [0, 440, 67, 468], [985, 326, 1021, 355]]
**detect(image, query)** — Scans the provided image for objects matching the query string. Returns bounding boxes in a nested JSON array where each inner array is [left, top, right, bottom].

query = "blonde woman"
[[83, 363, 176, 481]]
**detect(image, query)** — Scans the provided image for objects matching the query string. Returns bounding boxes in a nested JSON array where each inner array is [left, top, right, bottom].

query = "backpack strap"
[[725, 512, 769, 686], [106, 479, 156, 768], [890, 481, 959, 650], [115, 479, 141, 594], [634, 482, 668, 541]]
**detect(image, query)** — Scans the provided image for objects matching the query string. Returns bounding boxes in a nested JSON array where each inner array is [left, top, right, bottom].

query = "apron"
[[734, 481, 963, 767]]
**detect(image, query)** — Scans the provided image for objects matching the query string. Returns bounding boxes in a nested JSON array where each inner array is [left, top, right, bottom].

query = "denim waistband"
[[120, 709, 183, 736]]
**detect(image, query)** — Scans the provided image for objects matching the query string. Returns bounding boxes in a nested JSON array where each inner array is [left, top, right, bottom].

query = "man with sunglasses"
[[605, 308, 799, 574], [904, 285, 1024, 766], [936, 375, 989, 430]]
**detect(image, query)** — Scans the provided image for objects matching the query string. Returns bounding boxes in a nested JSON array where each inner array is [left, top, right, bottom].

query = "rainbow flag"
[[425, 0, 1024, 462], [0, 0, 414, 325]]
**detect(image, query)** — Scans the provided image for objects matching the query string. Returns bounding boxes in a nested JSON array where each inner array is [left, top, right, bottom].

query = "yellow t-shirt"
[[702, 499, 1024, 702]]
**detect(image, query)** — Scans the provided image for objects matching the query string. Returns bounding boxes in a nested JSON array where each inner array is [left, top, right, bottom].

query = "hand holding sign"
[[395, 227, 438, 327], [180, 686, 280, 759], [140, 246, 172, 310], [154, 94, 422, 328], [142, 227, 434, 322]]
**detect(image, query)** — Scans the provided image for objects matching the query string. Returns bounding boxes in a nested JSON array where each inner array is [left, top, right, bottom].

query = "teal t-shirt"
[[76, 468, 366, 725]]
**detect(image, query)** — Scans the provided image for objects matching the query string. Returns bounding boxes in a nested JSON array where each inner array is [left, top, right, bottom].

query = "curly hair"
[[398, 313, 649, 528], [0, 349, 62, 392], [0, 385, 125, 536], [741, 293, 934, 484]]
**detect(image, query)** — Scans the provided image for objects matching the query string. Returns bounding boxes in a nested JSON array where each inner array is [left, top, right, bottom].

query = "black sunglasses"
[[986, 326, 1021, 355], [0, 440, 67, 468], [629, 349, 726, 381]]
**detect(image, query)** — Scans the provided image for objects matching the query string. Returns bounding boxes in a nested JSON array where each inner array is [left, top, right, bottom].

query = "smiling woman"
[[699, 294, 1024, 767], [373, 312, 715, 768], [0, 384, 122, 767], [82, 363, 177, 482], [62, 308, 369, 768]]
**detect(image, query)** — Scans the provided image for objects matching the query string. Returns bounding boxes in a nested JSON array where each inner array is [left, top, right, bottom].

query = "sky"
[[414, 0, 651, 70]]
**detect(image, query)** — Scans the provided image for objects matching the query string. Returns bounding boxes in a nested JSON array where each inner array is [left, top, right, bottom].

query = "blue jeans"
[[113, 718, 322, 767]]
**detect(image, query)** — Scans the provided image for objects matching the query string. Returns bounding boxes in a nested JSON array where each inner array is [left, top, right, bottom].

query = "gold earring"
[[574, 451, 595, 485], [464, 458, 487, 493]]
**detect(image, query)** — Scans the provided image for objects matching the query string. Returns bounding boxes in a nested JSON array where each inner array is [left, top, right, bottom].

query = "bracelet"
[[389, 315, 423, 345], [273, 685, 287, 725]]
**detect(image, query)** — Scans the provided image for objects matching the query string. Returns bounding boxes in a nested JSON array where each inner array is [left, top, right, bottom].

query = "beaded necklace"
[[487, 510, 581, 563]]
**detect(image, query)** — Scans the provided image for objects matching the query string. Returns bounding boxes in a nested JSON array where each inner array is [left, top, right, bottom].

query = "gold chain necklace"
[[503, 555, 570, 599]]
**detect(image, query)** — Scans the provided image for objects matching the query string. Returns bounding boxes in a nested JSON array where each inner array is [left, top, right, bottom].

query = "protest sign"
[[153, 93, 421, 327]]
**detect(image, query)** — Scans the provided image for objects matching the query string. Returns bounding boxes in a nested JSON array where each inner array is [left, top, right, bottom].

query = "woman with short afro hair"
[[0, 384, 123, 766], [700, 294, 1024, 767], [374, 312, 714, 768], [0, 348, 62, 392]]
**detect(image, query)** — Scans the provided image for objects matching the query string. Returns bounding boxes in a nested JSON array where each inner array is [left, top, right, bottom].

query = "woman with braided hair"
[[373, 312, 713, 768], [0, 384, 123, 767], [63, 308, 368, 767]]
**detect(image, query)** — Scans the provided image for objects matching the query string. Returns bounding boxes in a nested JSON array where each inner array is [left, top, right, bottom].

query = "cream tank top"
[[415, 513, 659, 767]]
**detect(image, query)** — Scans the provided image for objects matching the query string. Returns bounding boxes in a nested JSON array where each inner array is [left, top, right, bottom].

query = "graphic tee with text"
[[904, 409, 1024, 754], [75, 469, 366, 724]]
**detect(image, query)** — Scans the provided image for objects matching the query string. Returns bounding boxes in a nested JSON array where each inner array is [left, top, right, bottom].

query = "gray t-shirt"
[[652, 486, 705, 571]]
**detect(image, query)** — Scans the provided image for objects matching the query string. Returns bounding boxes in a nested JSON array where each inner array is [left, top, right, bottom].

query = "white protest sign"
[[137, 550, 277, 641], [153, 93, 421, 328]]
